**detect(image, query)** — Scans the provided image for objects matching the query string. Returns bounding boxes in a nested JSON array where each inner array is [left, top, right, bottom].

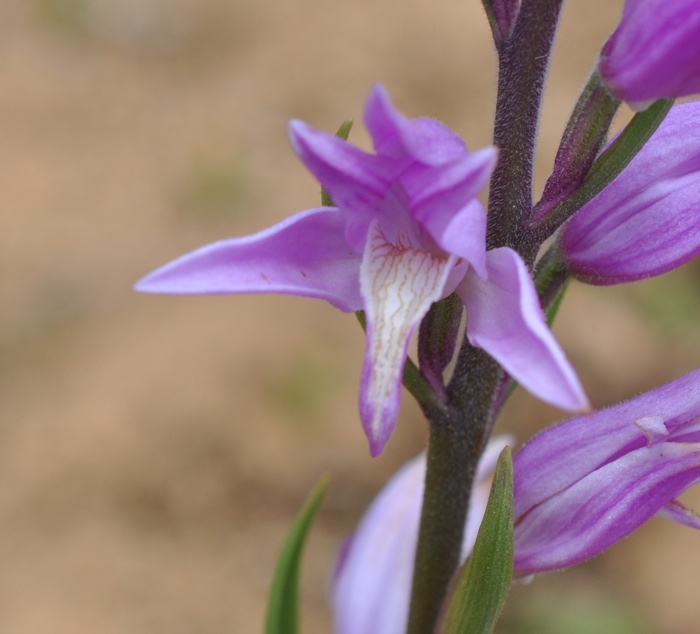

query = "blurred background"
[[1, 0, 699, 631]]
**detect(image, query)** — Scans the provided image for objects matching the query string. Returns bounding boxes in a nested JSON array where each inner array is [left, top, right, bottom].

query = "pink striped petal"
[[514, 443, 700, 575], [359, 220, 455, 456], [512, 369, 700, 575]]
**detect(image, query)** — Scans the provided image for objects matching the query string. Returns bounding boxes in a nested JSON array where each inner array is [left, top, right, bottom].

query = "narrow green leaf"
[[321, 118, 354, 207], [265, 475, 330, 634], [438, 447, 514, 634]]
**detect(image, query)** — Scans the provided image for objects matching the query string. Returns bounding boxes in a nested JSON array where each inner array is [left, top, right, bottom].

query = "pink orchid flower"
[[136, 84, 587, 455]]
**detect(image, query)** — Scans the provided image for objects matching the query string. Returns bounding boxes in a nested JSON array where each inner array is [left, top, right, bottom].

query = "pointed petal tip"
[[360, 397, 394, 458], [132, 268, 172, 294], [287, 119, 311, 149], [288, 119, 329, 158], [477, 144, 499, 168], [132, 277, 150, 293], [365, 83, 396, 118], [367, 436, 388, 458], [544, 380, 590, 414], [287, 118, 305, 132], [367, 82, 390, 103], [562, 389, 592, 414], [134, 260, 185, 293], [359, 370, 397, 457], [576, 400, 592, 415]]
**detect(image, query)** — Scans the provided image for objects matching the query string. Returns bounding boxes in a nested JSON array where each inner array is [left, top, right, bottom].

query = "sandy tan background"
[[2, 0, 700, 632]]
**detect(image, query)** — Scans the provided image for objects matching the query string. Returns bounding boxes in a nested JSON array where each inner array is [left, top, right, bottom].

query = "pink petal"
[[288, 120, 403, 251], [363, 84, 468, 165], [514, 443, 700, 575], [359, 220, 455, 456], [599, 0, 700, 106], [512, 368, 700, 518], [511, 370, 700, 575], [401, 154, 496, 277], [561, 101, 700, 284], [457, 247, 589, 412], [135, 207, 363, 312], [331, 453, 425, 634], [414, 198, 488, 280]]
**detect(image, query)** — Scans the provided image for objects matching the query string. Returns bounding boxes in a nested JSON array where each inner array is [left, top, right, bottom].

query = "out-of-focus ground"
[[1, 0, 699, 632]]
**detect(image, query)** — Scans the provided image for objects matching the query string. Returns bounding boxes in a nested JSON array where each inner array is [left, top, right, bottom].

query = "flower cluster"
[[135, 0, 700, 630]]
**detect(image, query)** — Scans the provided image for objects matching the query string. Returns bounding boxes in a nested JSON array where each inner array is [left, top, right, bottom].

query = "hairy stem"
[[407, 346, 501, 634], [406, 4, 563, 631], [487, 0, 563, 258]]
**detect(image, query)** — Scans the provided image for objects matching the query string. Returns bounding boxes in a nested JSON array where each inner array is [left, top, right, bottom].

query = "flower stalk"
[[133, 0, 700, 628], [407, 3, 567, 630], [408, 347, 502, 634]]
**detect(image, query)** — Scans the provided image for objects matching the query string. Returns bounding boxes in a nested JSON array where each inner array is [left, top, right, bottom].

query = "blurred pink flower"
[[331, 436, 513, 634]]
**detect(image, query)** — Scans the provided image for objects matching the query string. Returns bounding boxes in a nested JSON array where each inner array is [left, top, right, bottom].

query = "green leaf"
[[265, 475, 330, 634], [438, 447, 514, 634], [321, 118, 354, 207]]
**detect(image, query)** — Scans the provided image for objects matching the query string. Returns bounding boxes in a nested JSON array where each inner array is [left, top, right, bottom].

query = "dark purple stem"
[[487, 0, 563, 263], [406, 2, 563, 632]]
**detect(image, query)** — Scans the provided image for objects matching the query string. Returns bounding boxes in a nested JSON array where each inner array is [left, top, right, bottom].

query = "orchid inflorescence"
[[136, 0, 700, 631]]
